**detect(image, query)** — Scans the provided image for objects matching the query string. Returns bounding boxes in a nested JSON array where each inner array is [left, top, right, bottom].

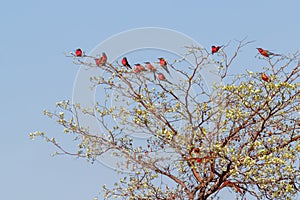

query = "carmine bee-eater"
[[121, 57, 131, 69], [144, 62, 157, 80], [134, 63, 147, 73], [95, 52, 107, 66], [256, 48, 281, 58], [95, 58, 102, 66], [158, 57, 170, 75], [144, 62, 156, 72], [261, 73, 270, 82], [101, 52, 107, 65], [75, 48, 83, 57], [157, 73, 172, 84], [211, 45, 223, 54]]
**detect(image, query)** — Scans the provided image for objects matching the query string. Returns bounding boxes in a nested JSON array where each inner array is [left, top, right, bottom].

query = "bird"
[[211, 45, 223, 54], [144, 62, 157, 80], [75, 48, 83, 57], [95, 58, 102, 66], [95, 52, 107, 66], [158, 58, 170, 75], [256, 48, 281, 58], [144, 62, 157, 72], [261, 73, 270, 82], [157, 73, 172, 84], [100, 52, 107, 65], [134, 64, 147, 73], [121, 57, 131, 69]]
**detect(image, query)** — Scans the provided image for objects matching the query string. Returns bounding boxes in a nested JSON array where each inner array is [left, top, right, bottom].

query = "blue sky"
[[1, 0, 300, 199]]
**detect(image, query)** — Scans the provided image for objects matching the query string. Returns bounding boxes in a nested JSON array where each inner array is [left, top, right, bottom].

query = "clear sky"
[[1, 0, 300, 199]]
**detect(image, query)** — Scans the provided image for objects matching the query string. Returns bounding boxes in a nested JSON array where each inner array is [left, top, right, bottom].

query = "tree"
[[30, 40, 300, 200]]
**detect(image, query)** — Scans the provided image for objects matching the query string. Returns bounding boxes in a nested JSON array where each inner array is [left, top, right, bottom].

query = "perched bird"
[[121, 57, 131, 69], [158, 57, 170, 75], [144, 62, 156, 72], [157, 73, 172, 84], [144, 62, 157, 80], [261, 73, 270, 82], [257, 48, 281, 58], [100, 52, 107, 65], [95, 52, 107, 66], [211, 45, 223, 54], [95, 58, 102, 66], [75, 48, 83, 57], [134, 64, 147, 73]]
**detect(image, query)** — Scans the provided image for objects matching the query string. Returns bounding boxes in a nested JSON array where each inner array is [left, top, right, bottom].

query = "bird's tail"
[[164, 66, 173, 78], [153, 72, 156, 80], [165, 79, 173, 85], [272, 53, 282, 57]]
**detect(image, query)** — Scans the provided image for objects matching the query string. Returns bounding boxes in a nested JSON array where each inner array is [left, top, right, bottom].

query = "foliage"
[[30, 40, 300, 200]]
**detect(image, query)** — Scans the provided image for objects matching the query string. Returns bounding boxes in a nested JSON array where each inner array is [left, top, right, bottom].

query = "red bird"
[[257, 48, 280, 58], [211, 45, 223, 54], [144, 62, 156, 72], [121, 57, 131, 69], [144, 62, 157, 80], [75, 48, 83, 57], [134, 64, 146, 73], [95, 52, 107, 66], [101, 52, 107, 65], [157, 73, 172, 84], [261, 73, 270, 82], [158, 57, 170, 75], [95, 58, 102, 66]]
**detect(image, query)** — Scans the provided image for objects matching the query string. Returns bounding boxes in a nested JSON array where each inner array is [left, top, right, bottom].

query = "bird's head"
[[256, 48, 265, 53]]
